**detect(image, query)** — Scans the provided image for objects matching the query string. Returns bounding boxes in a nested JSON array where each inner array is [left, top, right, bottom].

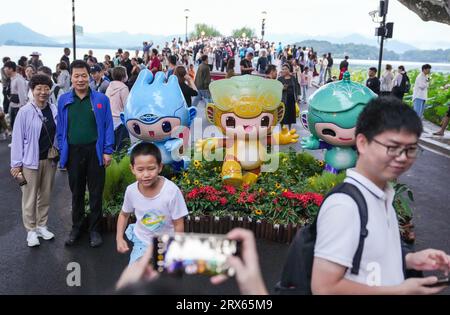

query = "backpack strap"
[[320, 182, 369, 275]]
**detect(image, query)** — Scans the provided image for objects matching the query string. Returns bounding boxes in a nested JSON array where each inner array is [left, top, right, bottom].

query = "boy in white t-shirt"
[[116, 142, 188, 264]]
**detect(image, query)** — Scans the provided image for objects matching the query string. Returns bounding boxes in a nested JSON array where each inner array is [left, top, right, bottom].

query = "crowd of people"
[[0, 35, 449, 295]]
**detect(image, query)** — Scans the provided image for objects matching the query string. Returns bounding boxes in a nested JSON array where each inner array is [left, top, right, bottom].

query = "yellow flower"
[[185, 179, 191, 185], [282, 158, 288, 163], [254, 209, 263, 215], [283, 189, 288, 193], [270, 191, 276, 196], [275, 183, 282, 189], [194, 160, 201, 168], [171, 177, 177, 181], [194, 180, 200, 186], [258, 188, 263, 193], [318, 160, 325, 167], [183, 172, 188, 178]]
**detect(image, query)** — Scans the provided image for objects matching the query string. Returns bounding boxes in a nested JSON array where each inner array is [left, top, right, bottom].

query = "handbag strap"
[[32, 103, 55, 147]]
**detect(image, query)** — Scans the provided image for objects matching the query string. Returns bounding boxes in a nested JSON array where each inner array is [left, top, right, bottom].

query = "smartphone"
[[152, 233, 241, 277], [425, 277, 450, 288]]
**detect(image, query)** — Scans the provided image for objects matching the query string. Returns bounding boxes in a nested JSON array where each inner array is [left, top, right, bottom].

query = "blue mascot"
[[121, 70, 197, 171]]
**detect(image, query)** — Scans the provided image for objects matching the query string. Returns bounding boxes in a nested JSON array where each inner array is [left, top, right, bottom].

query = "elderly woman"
[[10, 74, 58, 247]]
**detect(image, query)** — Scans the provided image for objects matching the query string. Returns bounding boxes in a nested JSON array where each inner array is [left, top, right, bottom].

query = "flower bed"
[[100, 148, 416, 243]]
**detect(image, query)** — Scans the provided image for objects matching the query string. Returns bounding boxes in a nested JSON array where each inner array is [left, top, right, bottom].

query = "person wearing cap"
[[28, 52, 43, 71], [89, 64, 110, 94]]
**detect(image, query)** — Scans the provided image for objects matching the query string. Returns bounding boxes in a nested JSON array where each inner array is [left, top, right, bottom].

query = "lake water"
[[1, 45, 450, 73]]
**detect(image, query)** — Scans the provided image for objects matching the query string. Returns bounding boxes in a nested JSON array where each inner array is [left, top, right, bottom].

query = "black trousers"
[[67, 142, 105, 233]]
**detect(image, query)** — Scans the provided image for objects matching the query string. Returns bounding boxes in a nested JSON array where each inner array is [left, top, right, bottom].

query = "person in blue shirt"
[[57, 60, 114, 248]]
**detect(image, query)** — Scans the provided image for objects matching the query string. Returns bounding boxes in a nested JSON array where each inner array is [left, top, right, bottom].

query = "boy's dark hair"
[[201, 54, 208, 62], [422, 64, 431, 71], [369, 67, 377, 72], [29, 74, 53, 90], [152, 48, 159, 55], [356, 96, 423, 142], [130, 142, 162, 166], [4, 61, 17, 71], [2, 56, 11, 64], [168, 55, 177, 65], [70, 60, 90, 75]]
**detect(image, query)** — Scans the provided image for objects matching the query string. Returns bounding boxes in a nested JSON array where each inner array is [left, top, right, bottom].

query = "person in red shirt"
[[148, 48, 161, 75]]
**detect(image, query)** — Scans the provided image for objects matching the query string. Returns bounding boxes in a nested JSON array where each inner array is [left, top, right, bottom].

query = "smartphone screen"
[[152, 233, 241, 277]]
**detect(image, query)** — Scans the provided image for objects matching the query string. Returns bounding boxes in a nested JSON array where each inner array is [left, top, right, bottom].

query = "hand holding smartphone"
[[152, 233, 241, 277], [425, 277, 450, 288]]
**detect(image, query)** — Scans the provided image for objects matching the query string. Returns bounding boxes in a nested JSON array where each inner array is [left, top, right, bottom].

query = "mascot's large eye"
[[261, 116, 270, 127], [226, 117, 236, 128], [162, 121, 172, 133], [322, 129, 336, 137], [133, 123, 141, 135]]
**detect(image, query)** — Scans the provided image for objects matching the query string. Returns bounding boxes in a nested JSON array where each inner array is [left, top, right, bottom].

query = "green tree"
[[231, 27, 256, 39], [190, 24, 221, 39]]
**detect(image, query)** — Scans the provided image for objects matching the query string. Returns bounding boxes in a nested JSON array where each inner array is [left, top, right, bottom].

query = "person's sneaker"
[[65, 229, 81, 246], [89, 231, 103, 248], [27, 231, 40, 247], [36, 226, 55, 240]]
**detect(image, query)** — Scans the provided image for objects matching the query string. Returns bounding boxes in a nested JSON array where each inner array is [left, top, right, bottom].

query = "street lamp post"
[[72, 0, 76, 60], [261, 11, 267, 41], [184, 9, 190, 43]]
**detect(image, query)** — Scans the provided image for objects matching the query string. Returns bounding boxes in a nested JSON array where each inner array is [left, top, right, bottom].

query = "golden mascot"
[[196, 75, 299, 187]]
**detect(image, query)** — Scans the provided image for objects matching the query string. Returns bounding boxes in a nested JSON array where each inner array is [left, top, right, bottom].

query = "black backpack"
[[399, 73, 411, 93], [275, 182, 368, 295]]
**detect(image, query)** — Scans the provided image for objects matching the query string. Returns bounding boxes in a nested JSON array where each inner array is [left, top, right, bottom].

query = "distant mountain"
[[269, 32, 418, 54], [0, 22, 59, 46]]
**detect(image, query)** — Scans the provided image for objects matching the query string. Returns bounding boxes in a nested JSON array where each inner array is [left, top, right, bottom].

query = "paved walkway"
[[0, 77, 449, 295]]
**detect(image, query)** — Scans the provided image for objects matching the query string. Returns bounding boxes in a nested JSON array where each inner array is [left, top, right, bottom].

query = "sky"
[[1, 0, 449, 49]]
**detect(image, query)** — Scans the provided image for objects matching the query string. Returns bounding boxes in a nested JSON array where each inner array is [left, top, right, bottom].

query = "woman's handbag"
[[33, 104, 59, 162]]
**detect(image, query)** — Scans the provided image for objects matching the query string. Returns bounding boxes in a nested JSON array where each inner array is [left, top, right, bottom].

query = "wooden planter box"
[[100, 213, 415, 245]]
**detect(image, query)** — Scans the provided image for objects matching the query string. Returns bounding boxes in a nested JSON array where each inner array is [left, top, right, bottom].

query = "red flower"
[[223, 185, 237, 195], [247, 193, 257, 203], [220, 197, 228, 206]]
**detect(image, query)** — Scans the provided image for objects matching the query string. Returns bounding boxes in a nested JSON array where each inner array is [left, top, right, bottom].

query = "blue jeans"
[[192, 90, 212, 107], [125, 224, 149, 265], [301, 85, 308, 102], [413, 98, 426, 118]]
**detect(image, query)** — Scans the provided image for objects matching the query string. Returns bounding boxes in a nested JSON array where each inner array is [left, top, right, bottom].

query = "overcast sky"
[[1, 0, 449, 49]]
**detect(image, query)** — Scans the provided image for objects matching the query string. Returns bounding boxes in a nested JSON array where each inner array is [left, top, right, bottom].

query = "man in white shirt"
[[412, 64, 431, 119], [312, 97, 450, 295]]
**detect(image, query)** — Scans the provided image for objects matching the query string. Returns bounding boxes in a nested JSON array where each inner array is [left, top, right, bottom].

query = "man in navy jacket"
[[57, 60, 114, 248]]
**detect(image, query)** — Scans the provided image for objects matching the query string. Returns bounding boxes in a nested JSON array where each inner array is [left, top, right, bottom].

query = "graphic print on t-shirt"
[[141, 210, 166, 232]]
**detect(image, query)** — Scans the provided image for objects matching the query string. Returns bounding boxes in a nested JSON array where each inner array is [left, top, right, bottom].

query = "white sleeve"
[[121, 186, 134, 213], [314, 193, 360, 269], [169, 186, 189, 220]]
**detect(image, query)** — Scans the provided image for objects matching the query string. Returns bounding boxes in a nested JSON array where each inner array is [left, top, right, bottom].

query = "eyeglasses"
[[372, 138, 423, 158]]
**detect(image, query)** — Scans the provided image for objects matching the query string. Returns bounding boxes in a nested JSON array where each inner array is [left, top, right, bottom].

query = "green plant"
[[305, 172, 346, 195], [393, 182, 415, 224]]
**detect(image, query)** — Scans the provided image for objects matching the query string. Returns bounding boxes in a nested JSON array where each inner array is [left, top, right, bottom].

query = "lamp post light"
[[371, 0, 394, 79], [261, 11, 267, 41], [184, 9, 190, 42]]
